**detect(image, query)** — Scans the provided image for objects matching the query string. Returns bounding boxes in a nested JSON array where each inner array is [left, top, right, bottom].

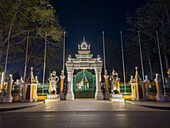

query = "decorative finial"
[[135, 67, 138, 77], [105, 70, 107, 75], [154, 74, 159, 83], [135, 67, 138, 70], [144, 75, 149, 83], [130, 76, 134, 83], [83, 36, 85, 42]]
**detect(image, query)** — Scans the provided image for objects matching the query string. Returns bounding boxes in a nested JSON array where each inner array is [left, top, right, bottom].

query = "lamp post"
[[138, 31, 145, 81], [120, 31, 126, 93], [102, 31, 106, 73], [63, 31, 66, 73], [43, 32, 47, 84], [24, 32, 29, 83], [156, 31, 166, 96]]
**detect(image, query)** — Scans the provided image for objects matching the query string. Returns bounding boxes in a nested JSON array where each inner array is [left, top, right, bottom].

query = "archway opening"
[[73, 69, 96, 99]]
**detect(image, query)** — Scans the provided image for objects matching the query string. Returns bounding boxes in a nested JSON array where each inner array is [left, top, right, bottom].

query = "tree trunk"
[[24, 61, 30, 82], [148, 55, 153, 81], [4, 0, 22, 78]]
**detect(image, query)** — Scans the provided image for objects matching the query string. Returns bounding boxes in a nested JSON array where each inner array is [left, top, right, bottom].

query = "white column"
[[66, 69, 74, 100], [96, 71, 99, 92], [95, 68, 104, 100], [155, 74, 165, 101]]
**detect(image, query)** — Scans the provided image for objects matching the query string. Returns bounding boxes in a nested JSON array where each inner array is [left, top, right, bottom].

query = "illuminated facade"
[[66, 39, 104, 100]]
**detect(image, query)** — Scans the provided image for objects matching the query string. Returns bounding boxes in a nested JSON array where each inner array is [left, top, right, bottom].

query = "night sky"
[[9, 0, 148, 79], [50, 0, 147, 56]]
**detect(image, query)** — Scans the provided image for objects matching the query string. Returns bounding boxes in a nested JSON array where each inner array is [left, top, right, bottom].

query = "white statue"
[[20, 77, 24, 84], [49, 71, 59, 94], [105, 70, 108, 75], [68, 55, 72, 62], [15, 79, 20, 85], [30, 67, 35, 83], [80, 78, 84, 88], [97, 55, 101, 61], [35, 76, 39, 84]]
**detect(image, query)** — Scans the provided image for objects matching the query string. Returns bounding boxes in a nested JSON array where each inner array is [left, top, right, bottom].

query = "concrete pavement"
[[1, 100, 170, 112], [5, 99, 169, 112], [0, 100, 170, 128]]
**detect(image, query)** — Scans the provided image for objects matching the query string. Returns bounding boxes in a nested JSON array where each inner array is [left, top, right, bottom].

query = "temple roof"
[[76, 38, 93, 58], [66, 37, 102, 66]]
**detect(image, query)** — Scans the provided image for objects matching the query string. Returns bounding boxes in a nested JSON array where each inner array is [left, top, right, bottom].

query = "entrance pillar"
[[66, 67, 74, 100], [155, 74, 165, 101], [104, 70, 110, 100], [144, 76, 150, 99], [60, 70, 65, 100], [3, 74, 13, 102], [95, 68, 104, 100]]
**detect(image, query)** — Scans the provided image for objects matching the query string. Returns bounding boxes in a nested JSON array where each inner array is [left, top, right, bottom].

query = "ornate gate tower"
[[66, 39, 103, 100]]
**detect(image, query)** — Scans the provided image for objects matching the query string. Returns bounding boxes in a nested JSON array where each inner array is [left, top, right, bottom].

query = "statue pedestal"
[[3, 94, 13, 103], [45, 94, 60, 103], [60, 92, 65, 100], [156, 93, 165, 101], [105, 92, 110, 100], [95, 90, 104, 100], [66, 92, 74, 100], [109, 94, 124, 102]]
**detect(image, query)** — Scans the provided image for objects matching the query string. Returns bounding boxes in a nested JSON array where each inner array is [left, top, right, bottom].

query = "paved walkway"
[[1, 100, 170, 112], [7, 99, 169, 112]]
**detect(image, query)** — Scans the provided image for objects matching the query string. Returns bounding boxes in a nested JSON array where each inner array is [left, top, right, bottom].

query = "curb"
[[0, 102, 44, 112], [126, 100, 170, 110]]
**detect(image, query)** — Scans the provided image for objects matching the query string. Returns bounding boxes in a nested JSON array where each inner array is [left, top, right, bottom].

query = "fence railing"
[[119, 83, 131, 95], [148, 82, 156, 93], [12, 85, 20, 94], [37, 83, 49, 96], [37, 83, 61, 96]]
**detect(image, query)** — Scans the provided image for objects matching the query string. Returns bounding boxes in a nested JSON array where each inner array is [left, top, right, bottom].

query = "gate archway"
[[73, 69, 96, 98], [66, 39, 103, 100]]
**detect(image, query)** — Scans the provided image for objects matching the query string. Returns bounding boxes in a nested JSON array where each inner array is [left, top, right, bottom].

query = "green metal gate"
[[73, 69, 96, 98]]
